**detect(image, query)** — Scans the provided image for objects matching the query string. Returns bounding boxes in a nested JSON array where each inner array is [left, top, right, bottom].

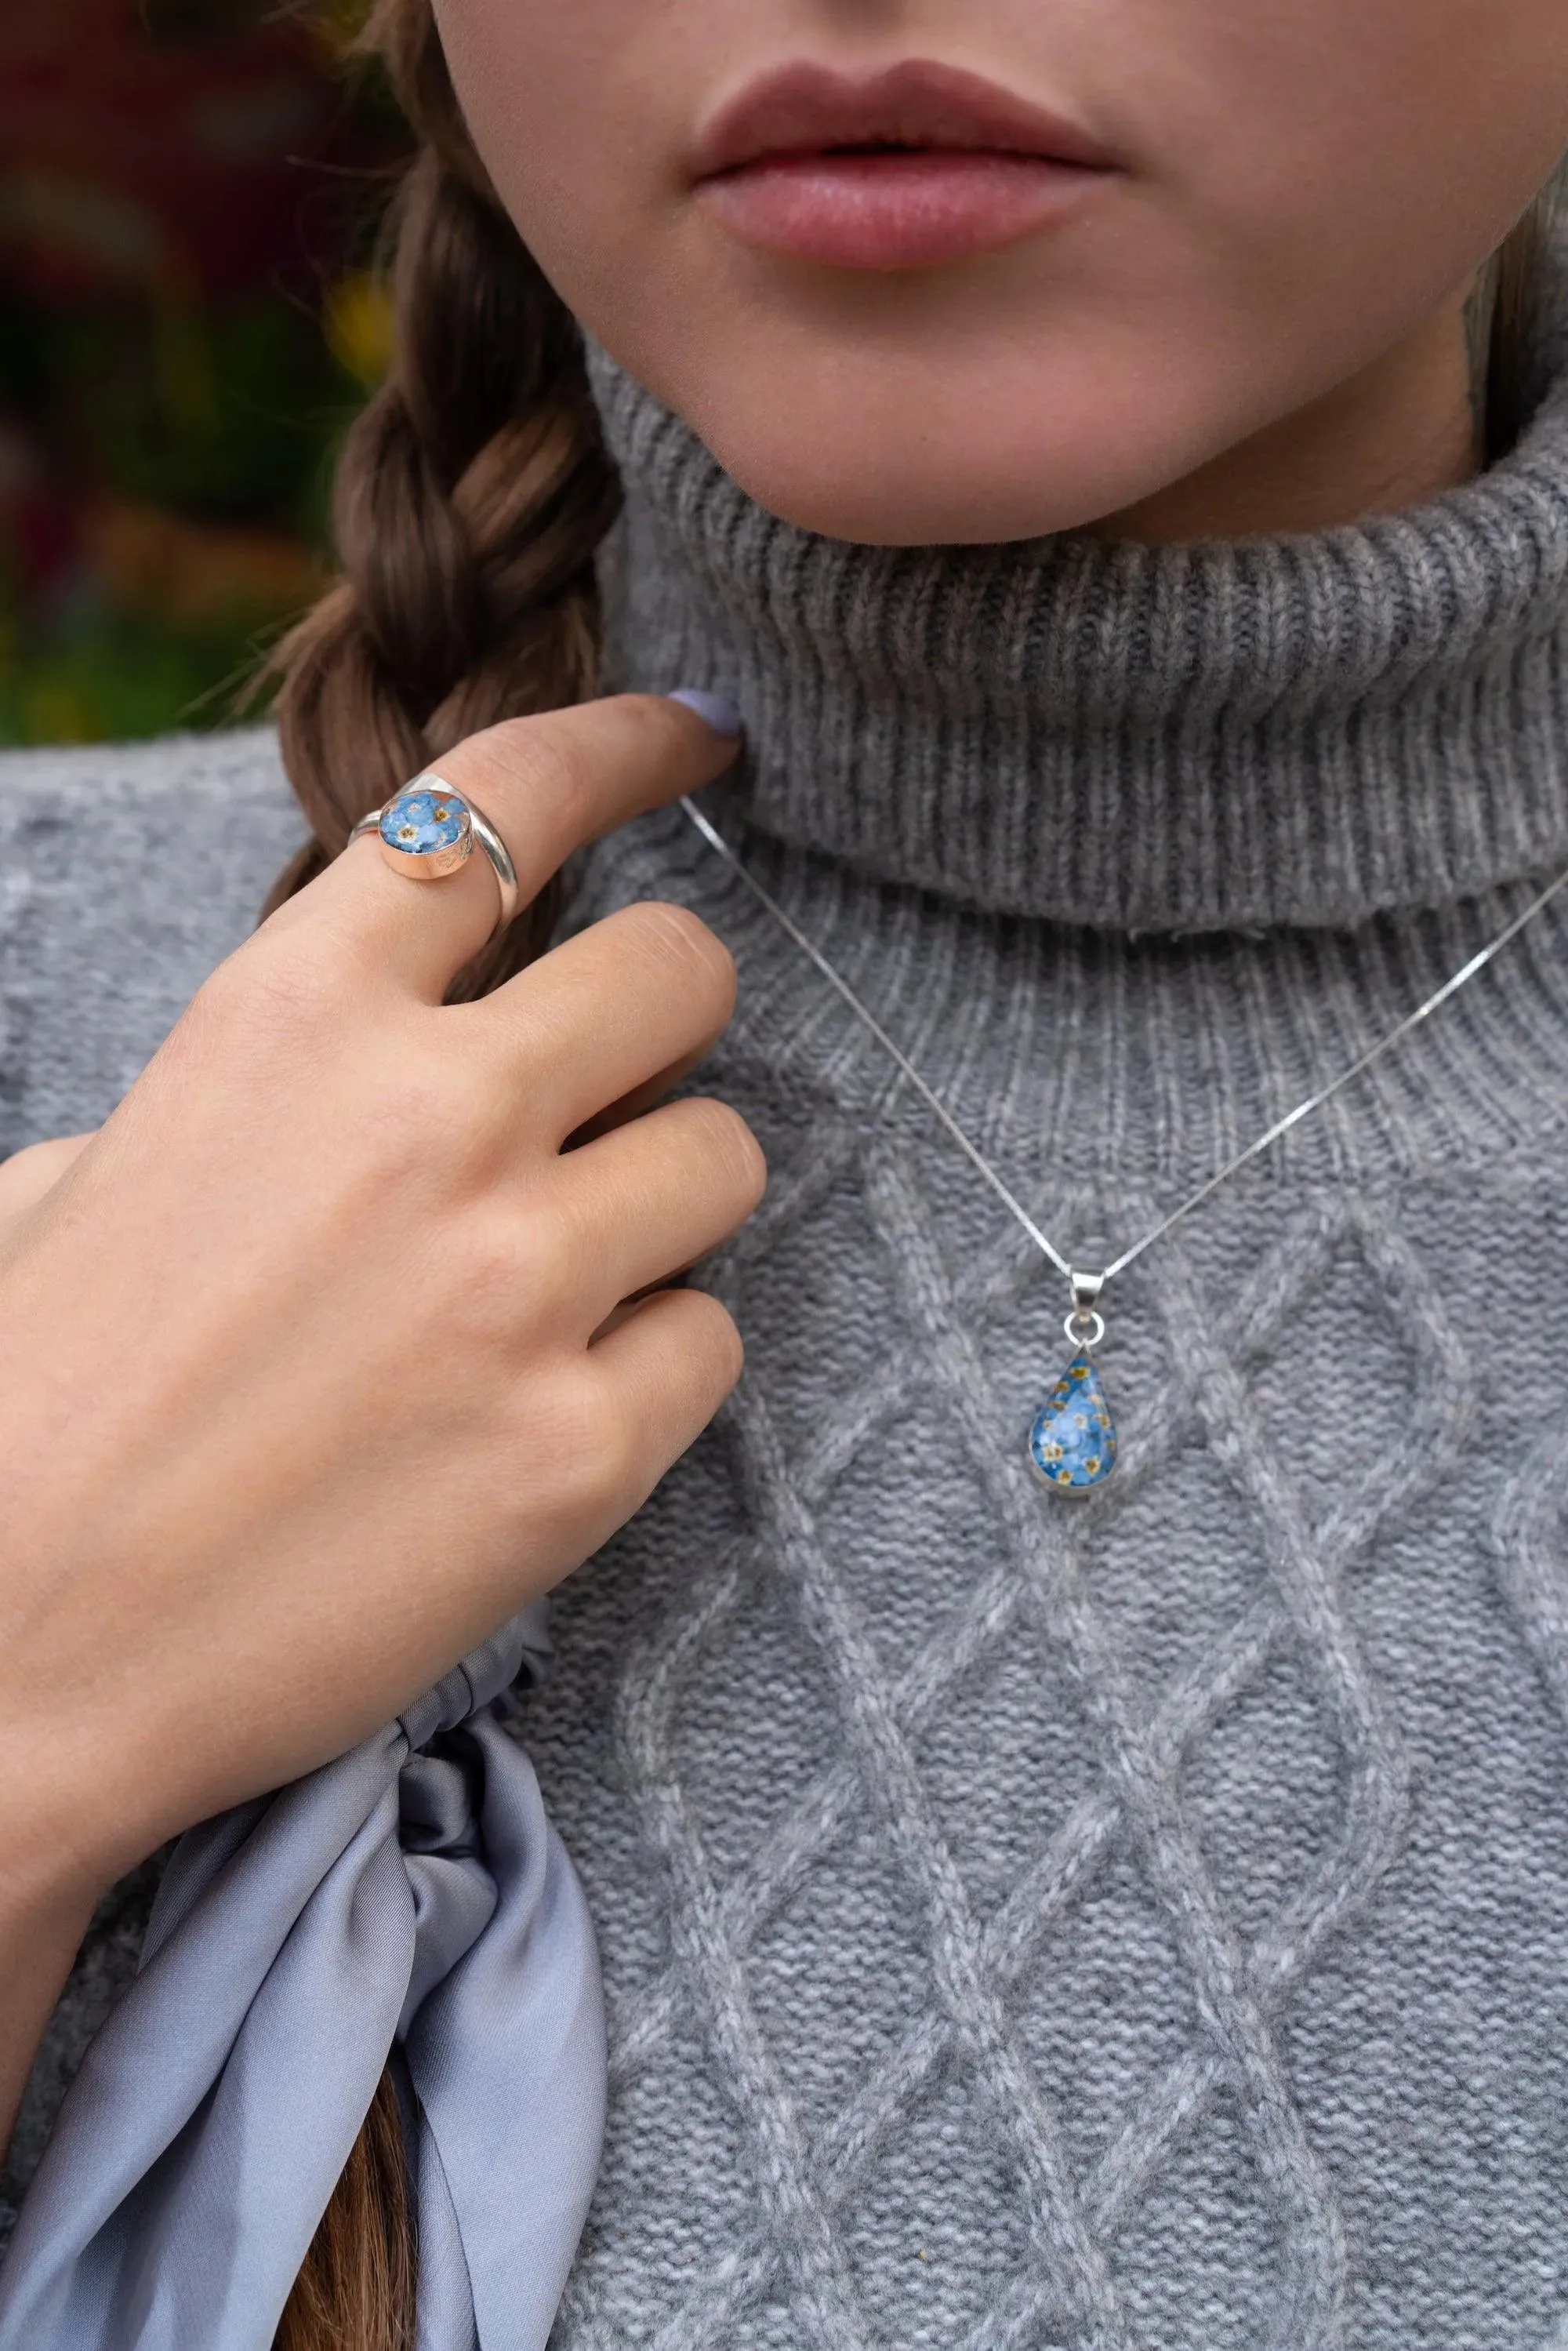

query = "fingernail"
[[668, 688, 743, 738]]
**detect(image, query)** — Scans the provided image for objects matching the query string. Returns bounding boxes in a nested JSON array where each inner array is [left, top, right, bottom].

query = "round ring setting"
[[350, 772, 521, 940], [378, 783, 474, 881]]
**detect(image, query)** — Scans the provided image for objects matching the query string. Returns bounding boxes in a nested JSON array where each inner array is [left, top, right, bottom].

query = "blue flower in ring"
[[379, 787, 470, 859]]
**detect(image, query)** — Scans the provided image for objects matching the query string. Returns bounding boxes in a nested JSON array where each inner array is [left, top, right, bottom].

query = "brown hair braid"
[[266, 0, 622, 1001], [273, 2071, 413, 2351], [1487, 169, 1566, 458], [268, 5, 621, 2344]]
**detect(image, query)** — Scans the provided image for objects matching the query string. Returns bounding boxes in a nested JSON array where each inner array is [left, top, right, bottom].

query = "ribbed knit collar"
[[588, 280, 1568, 937]]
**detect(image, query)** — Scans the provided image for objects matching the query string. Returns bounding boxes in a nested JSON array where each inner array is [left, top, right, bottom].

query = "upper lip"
[[691, 58, 1117, 180]]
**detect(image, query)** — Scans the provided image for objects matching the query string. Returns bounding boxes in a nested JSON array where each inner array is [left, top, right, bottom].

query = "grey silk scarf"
[[0, 1609, 604, 2351]]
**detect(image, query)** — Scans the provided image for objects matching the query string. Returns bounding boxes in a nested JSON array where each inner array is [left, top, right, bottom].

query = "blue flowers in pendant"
[[1029, 1354, 1119, 1492]]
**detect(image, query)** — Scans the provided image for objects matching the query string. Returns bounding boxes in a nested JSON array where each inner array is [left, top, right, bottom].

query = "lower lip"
[[695, 150, 1111, 271]]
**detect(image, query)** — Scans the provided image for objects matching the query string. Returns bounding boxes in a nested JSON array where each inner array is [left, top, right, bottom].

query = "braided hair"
[[269, 7, 620, 2342], [267, 0, 621, 1001]]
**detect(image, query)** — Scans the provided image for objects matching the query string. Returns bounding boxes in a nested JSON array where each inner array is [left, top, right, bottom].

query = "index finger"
[[289, 692, 741, 998]]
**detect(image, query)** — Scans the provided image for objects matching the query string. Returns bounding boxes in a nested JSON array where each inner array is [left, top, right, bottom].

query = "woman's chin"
[[590, 312, 1253, 546], [668, 398, 1207, 548]]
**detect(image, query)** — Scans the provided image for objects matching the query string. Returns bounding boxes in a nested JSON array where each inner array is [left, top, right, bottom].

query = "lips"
[[691, 59, 1118, 271]]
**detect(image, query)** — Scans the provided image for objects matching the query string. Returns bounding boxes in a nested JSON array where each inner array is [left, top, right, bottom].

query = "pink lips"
[[691, 59, 1118, 271]]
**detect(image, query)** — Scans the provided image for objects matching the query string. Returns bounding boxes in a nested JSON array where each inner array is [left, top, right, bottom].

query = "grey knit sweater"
[[7, 296, 1568, 2351]]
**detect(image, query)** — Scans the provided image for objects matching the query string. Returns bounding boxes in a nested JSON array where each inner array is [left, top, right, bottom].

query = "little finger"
[[583, 1285, 746, 1510]]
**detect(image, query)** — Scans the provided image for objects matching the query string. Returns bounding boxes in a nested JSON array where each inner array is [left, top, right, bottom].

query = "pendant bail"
[[1065, 1269, 1107, 1351]]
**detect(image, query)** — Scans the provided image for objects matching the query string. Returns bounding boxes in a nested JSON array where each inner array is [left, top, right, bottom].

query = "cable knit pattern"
[[523, 812, 1568, 2351], [5, 274, 1568, 2349]]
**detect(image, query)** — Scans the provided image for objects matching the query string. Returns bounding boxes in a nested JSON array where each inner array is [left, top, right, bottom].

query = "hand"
[[0, 696, 761, 1913]]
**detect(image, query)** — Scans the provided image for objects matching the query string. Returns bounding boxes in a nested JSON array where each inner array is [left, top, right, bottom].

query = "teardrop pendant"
[[1029, 1353, 1119, 1492], [1029, 1271, 1117, 1492]]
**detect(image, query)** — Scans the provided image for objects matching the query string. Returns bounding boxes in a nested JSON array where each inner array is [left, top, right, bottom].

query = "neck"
[[588, 238, 1568, 933], [1091, 288, 1482, 544]]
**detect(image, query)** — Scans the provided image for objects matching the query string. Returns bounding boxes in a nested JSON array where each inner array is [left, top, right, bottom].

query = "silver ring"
[[349, 773, 521, 941]]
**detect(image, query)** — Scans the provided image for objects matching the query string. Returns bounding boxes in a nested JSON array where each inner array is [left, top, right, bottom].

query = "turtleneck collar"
[[587, 265, 1568, 937]]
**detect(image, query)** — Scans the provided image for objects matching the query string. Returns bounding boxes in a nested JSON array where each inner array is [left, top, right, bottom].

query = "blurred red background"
[[0, 0, 393, 743]]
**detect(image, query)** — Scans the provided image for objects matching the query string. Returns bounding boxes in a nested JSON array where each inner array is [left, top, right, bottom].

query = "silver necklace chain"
[[681, 794, 1568, 1307]]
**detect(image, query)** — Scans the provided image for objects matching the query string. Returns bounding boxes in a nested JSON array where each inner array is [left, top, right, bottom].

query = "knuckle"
[[504, 1208, 581, 1325], [452, 1211, 560, 1340], [418, 1038, 499, 1139], [466, 718, 596, 838], [620, 901, 737, 1008], [346, 1024, 505, 1190]]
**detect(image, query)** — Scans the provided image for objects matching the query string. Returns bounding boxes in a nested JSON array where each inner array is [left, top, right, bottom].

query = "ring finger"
[[550, 1093, 767, 1323]]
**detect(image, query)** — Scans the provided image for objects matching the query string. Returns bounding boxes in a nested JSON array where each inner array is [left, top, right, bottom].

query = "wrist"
[[0, 1626, 151, 1924], [0, 1838, 100, 2157], [0, 1471, 177, 1902]]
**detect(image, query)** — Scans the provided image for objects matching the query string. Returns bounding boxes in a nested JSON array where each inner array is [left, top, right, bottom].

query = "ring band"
[[350, 775, 521, 940]]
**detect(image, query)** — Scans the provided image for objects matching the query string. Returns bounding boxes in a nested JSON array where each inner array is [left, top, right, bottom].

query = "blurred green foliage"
[[0, 604, 242, 747], [0, 0, 396, 747], [46, 300, 350, 531], [0, 292, 362, 746]]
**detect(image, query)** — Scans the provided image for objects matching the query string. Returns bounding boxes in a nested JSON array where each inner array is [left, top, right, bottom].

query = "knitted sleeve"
[[0, 728, 306, 1158]]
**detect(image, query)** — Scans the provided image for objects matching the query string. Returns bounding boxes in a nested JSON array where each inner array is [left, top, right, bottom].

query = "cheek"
[[432, 0, 682, 244], [1147, 0, 1568, 293]]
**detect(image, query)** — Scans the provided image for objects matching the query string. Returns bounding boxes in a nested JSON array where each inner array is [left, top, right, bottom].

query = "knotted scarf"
[[0, 1606, 604, 2349]]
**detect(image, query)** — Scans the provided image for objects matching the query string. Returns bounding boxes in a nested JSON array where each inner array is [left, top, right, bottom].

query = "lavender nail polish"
[[668, 688, 743, 738]]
